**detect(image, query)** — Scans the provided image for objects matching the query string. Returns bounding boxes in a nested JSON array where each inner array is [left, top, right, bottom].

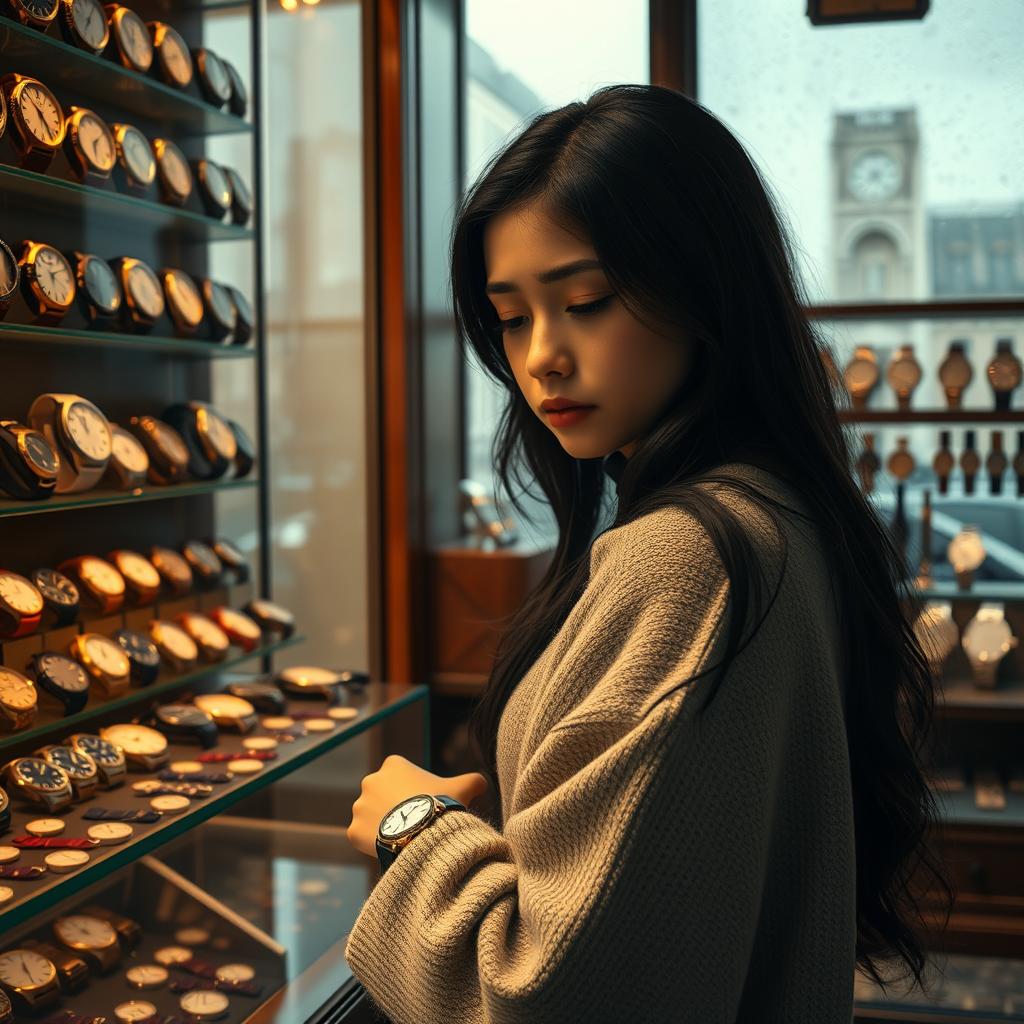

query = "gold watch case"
[[63, 106, 117, 185], [104, 4, 154, 72], [69, 632, 131, 696], [18, 241, 76, 323], [148, 21, 193, 89]]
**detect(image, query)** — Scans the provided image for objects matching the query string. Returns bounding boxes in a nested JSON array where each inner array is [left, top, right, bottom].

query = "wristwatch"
[[65, 733, 126, 788], [27, 393, 112, 492], [148, 619, 199, 672], [223, 58, 247, 117], [104, 3, 153, 72], [225, 285, 253, 345], [112, 628, 160, 686], [229, 418, 256, 477], [939, 341, 973, 410], [53, 914, 122, 973], [108, 549, 161, 605], [193, 47, 232, 106], [69, 632, 131, 697], [32, 567, 79, 627], [0, 238, 20, 320], [210, 607, 261, 651], [58, 555, 125, 614], [99, 723, 168, 771], [112, 256, 164, 331], [0, 667, 37, 732], [18, 242, 76, 325], [27, 652, 90, 716], [886, 344, 922, 412], [148, 545, 193, 594], [962, 602, 1018, 689], [162, 268, 205, 336], [19, 940, 89, 993], [193, 692, 256, 732], [5, 0, 58, 30], [35, 743, 98, 801], [103, 424, 149, 489], [0, 948, 60, 1013], [3, 755, 73, 811], [192, 158, 233, 220], [0, 569, 43, 637], [226, 679, 285, 714], [210, 537, 250, 583], [960, 429, 981, 496], [276, 665, 343, 700], [202, 278, 237, 342], [376, 794, 467, 873], [245, 598, 294, 639], [178, 612, 230, 662], [225, 167, 252, 226], [1, 74, 65, 172], [948, 525, 986, 590], [59, 0, 109, 53], [148, 21, 193, 88], [987, 338, 1022, 411], [71, 251, 122, 327], [987, 430, 1008, 495], [885, 437, 914, 482], [126, 416, 190, 485], [78, 905, 142, 950], [111, 123, 156, 196], [0, 421, 59, 500], [0, 784, 9, 834], [146, 703, 218, 748], [153, 137, 193, 206], [182, 540, 223, 588], [163, 401, 237, 480], [63, 106, 117, 185]]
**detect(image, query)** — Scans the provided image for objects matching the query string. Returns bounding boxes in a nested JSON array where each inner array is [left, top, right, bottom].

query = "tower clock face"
[[847, 150, 902, 202]]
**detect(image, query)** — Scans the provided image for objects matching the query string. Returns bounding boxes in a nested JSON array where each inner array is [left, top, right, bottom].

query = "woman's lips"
[[545, 405, 597, 427]]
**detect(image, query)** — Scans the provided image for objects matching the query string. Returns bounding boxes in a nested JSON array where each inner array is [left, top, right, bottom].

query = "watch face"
[[65, 400, 112, 461], [280, 666, 342, 687], [216, 608, 260, 638], [0, 571, 43, 615], [33, 568, 78, 606], [0, 668, 35, 709], [75, 111, 116, 173], [124, 261, 164, 319], [101, 723, 167, 756], [71, 0, 108, 49], [148, 420, 189, 464], [154, 25, 193, 87], [19, 0, 57, 19], [0, 242, 18, 300], [79, 555, 124, 595], [157, 703, 211, 728], [84, 634, 130, 676], [948, 533, 985, 572], [843, 359, 878, 392], [114, 7, 153, 71], [114, 628, 161, 666], [111, 425, 148, 472], [197, 49, 231, 102], [14, 756, 67, 791], [151, 546, 192, 585], [33, 246, 75, 306], [887, 362, 921, 391], [212, 537, 245, 566], [73, 734, 122, 765], [152, 621, 199, 661], [119, 126, 156, 185], [54, 915, 117, 949], [228, 286, 253, 326], [44, 746, 94, 778], [22, 429, 59, 475], [199, 407, 238, 460], [201, 160, 232, 210], [990, 358, 1022, 390], [204, 280, 236, 330], [36, 653, 88, 692], [18, 81, 63, 146], [164, 270, 204, 327], [964, 619, 1012, 659], [226, 168, 252, 212], [380, 795, 433, 839], [82, 254, 121, 314], [180, 990, 229, 1017], [216, 962, 254, 983], [126, 964, 168, 987], [113, 550, 161, 589], [154, 139, 192, 200], [194, 693, 248, 720], [940, 353, 972, 388], [183, 540, 222, 576], [0, 948, 57, 991], [250, 598, 293, 625]]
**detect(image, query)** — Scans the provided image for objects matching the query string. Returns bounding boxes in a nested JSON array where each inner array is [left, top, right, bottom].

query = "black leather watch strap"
[[376, 794, 467, 875]]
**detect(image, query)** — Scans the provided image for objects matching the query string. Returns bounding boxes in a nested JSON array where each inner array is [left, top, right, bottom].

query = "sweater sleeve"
[[343, 505, 793, 1023]]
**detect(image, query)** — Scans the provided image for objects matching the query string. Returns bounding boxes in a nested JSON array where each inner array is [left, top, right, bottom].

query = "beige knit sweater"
[[344, 462, 856, 1023]]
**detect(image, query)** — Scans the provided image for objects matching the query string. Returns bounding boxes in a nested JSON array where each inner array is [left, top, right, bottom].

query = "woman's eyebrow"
[[485, 259, 602, 295]]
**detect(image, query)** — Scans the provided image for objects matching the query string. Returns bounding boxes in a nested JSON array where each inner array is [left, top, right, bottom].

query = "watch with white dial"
[[112, 256, 164, 331], [962, 602, 1018, 689], [69, 632, 131, 697], [100, 723, 168, 771], [148, 619, 199, 672], [58, 554, 125, 614], [275, 665, 342, 700], [0, 948, 60, 1013], [193, 691, 256, 731], [111, 123, 156, 196], [52, 914, 121, 973], [148, 21, 193, 88], [0, 74, 65, 172], [63, 106, 117, 185], [104, 3, 153, 72], [18, 242, 76, 326], [178, 613, 230, 663], [103, 423, 149, 489], [152, 137, 193, 206], [59, 0, 109, 53], [107, 549, 161, 605], [376, 794, 467, 873], [65, 733, 126, 788], [27, 393, 111, 492], [0, 667, 37, 732], [948, 525, 986, 590], [0, 569, 43, 637], [162, 268, 205, 336], [193, 48, 232, 107]]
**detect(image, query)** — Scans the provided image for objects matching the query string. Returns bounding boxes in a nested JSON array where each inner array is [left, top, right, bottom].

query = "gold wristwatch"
[[0, 948, 60, 1014], [148, 21, 193, 88], [162, 268, 205, 335], [153, 138, 193, 206], [111, 123, 156, 196], [103, 423, 149, 489], [193, 691, 256, 730], [58, 555, 125, 614], [126, 415, 189, 485], [0, 667, 38, 732], [6, 0, 58, 31], [18, 243, 76, 326], [19, 940, 89, 994], [53, 914, 122, 974], [178, 612, 230, 662], [842, 345, 879, 411], [107, 549, 161, 605], [63, 106, 117, 185], [149, 545, 194, 594], [0, 74, 64, 172], [69, 632, 131, 697], [104, 3, 153, 72], [112, 256, 164, 331], [27, 392, 112, 492], [3, 755, 73, 811], [194, 47, 232, 107], [148, 619, 199, 672], [886, 344, 922, 412], [192, 158, 233, 219], [938, 341, 973, 410], [59, 0, 109, 53], [99, 723, 169, 771]]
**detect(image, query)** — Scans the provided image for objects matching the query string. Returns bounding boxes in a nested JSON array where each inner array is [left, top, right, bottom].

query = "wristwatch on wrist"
[[4, 755, 73, 812], [146, 703, 218, 748], [35, 743, 98, 801], [27, 652, 90, 716], [19, 939, 90, 993], [18, 242, 76, 325], [210, 607, 261, 651], [0, 238, 20, 321], [126, 416, 190, 485], [202, 278, 237, 342], [148, 619, 199, 672], [0, 569, 44, 637], [107, 549, 161, 606], [153, 137, 193, 206], [1, 74, 65, 172], [103, 424, 149, 489], [59, 0, 109, 53], [65, 733, 126, 788], [191, 158, 233, 220], [162, 268, 205, 336], [72, 251, 122, 327], [31, 567, 80, 627], [58, 555, 125, 615], [53, 914, 122, 973], [376, 794, 467, 874], [0, 667, 37, 733], [962, 602, 1018, 690], [5, 0, 58, 31], [112, 628, 161, 686], [0, 948, 60, 1014], [105, 4, 154, 72], [148, 545, 194, 595], [177, 612, 230, 662], [27, 393, 112, 493], [69, 632, 131, 697], [162, 402, 237, 480], [0, 421, 59, 500], [112, 256, 164, 332], [63, 106, 117, 185], [99, 723, 168, 772]]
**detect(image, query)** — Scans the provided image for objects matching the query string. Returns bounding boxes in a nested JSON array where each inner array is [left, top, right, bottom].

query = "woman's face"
[[483, 202, 693, 460]]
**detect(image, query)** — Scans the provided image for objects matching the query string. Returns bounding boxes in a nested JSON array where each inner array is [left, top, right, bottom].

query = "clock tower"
[[831, 108, 925, 302]]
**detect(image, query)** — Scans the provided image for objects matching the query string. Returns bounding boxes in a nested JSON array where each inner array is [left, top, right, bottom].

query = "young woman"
[[344, 83, 954, 1023]]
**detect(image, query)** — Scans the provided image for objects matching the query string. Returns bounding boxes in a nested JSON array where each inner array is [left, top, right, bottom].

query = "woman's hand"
[[346, 753, 490, 858]]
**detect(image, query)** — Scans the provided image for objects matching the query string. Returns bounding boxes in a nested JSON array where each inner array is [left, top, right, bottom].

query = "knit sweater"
[[344, 461, 856, 1023]]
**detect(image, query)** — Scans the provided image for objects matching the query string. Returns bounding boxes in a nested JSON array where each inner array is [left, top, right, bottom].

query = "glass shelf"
[[0, 163, 254, 243], [0, 680, 429, 930], [0, 477, 258, 519], [0, 320, 255, 358], [910, 581, 1024, 602], [0, 636, 304, 757], [0, 18, 252, 137], [840, 410, 1024, 423]]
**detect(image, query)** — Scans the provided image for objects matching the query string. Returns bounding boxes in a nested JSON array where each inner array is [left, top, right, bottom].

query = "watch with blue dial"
[[3, 755, 73, 812], [64, 733, 126, 789]]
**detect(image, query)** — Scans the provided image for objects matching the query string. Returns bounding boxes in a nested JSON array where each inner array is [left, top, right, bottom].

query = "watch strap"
[[376, 794, 467, 875]]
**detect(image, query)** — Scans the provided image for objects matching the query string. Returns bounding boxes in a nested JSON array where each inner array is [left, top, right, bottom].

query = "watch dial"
[[155, 140, 192, 199], [0, 572, 43, 615], [65, 401, 111, 461], [54, 915, 117, 948], [183, 540, 221, 574], [380, 796, 433, 838], [0, 243, 19, 299], [76, 112, 116, 173], [33, 568, 78, 606], [120, 126, 156, 185], [102, 723, 167, 755], [126, 964, 168, 987], [34, 246, 75, 306], [0, 669, 35, 709], [888, 363, 921, 390], [199, 408, 237, 460], [227, 168, 252, 211], [84, 634, 130, 675], [116, 8, 153, 71], [229, 287, 253, 326], [165, 271, 204, 327], [844, 361, 878, 392], [111, 425, 148, 472], [205, 280, 237, 330], [213, 537, 245, 566], [74, 734, 121, 765], [22, 430, 59, 474], [153, 622, 198, 660], [183, 618, 229, 651], [82, 255, 121, 314], [15, 757, 66, 790], [216, 963, 254, 983], [71, 0, 107, 49], [115, 551, 161, 588], [151, 546, 192, 582], [197, 49, 231, 102], [19, 0, 57, 19], [114, 629, 160, 666], [217, 608, 259, 637], [157, 703, 210, 727], [0, 949, 56, 990], [156, 26, 193, 87], [990, 360, 1022, 390], [79, 556, 123, 595], [152, 421, 189, 464], [45, 746, 94, 777], [37, 653, 88, 692], [201, 161, 232, 210], [180, 990, 229, 1016], [127, 262, 165, 319], [194, 692, 249, 717], [281, 666, 341, 686], [18, 82, 63, 146]]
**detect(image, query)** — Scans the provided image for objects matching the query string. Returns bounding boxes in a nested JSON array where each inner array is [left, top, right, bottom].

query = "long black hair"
[[450, 83, 954, 995]]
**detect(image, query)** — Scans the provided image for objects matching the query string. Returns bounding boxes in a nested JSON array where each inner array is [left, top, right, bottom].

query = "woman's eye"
[[497, 295, 613, 335]]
